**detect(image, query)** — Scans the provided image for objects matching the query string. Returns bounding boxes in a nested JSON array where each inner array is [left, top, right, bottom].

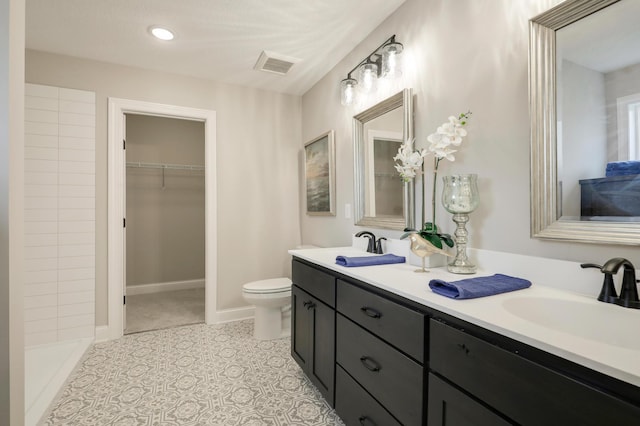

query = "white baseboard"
[[94, 325, 109, 343], [213, 306, 255, 324], [100, 304, 253, 341], [126, 278, 205, 295]]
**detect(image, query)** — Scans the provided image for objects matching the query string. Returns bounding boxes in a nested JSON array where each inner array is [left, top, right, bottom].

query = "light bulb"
[[358, 62, 378, 93], [382, 42, 403, 78], [340, 78, 357, 106]]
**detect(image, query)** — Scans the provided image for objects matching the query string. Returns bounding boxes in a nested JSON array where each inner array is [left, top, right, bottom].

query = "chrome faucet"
[[583, 258, 640, 309], [355, 231, 376, 253]]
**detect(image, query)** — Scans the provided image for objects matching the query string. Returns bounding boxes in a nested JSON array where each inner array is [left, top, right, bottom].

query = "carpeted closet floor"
[[125, 288, 205, 334]]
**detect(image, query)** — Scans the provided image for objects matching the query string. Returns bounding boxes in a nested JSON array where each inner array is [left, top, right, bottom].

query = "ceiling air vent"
[[254, 50, 300, 75]]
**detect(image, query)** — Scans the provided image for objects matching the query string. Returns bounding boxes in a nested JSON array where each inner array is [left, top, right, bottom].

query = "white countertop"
[[289, 247, 640, 388]]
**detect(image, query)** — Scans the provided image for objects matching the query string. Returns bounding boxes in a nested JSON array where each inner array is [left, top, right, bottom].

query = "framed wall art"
[[304, 130, 335, 216]]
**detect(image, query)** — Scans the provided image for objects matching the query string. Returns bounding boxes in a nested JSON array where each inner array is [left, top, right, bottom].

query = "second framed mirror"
[[353, 88, 414, 230]]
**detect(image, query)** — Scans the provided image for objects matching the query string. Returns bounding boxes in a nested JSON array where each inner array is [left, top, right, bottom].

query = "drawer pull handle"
[[359, 416, 377, 426], [457, 343, 470, 354], [360, 356, 381, 372], [303, 301, 316, 310], [360, 306, 382, 319]]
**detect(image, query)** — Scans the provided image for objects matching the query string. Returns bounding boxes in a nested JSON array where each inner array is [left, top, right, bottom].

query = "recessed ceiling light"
[[149, 26, 175, 41]]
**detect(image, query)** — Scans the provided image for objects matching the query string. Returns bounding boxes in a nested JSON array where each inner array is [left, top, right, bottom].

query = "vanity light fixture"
[[149, 26, 175, 41], [340, 35, 403, 106]]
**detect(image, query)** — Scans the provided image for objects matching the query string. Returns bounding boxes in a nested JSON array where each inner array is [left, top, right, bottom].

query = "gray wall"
[[605, 62, 640, 161], [2, 0, 25, 423], [559, 60, 607, 217], [26, 49, 302, 325], [126, 115, 205, 286], [301, 0, 640, 267]]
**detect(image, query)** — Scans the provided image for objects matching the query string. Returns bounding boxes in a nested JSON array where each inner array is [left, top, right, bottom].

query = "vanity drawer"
[[337, 279, 425, 363], [337, 314, 423, 426], [292, 259, 336, 307], [430, 319, 640, 426], [335, 365, 401, 426]]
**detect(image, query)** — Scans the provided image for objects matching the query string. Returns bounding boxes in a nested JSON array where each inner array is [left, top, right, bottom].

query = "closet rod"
[[126, 161, 205, 172]]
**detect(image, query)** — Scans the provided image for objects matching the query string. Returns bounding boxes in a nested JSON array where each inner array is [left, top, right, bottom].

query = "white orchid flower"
[[394, 139, 427, 181], [426, 112, 470, 161], [429, 144, 457, 161], [426, 132, 442, 144]]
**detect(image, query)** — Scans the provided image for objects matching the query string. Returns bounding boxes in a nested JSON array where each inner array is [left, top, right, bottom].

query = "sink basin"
[[502, 297, 640, 350]]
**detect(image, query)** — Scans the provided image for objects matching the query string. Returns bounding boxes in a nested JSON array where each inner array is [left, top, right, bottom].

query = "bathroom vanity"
[[290, 248, 640, 426]]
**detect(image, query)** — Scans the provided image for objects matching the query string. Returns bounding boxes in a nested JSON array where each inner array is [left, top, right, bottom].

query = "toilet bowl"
[[242, 277, 292, 340]]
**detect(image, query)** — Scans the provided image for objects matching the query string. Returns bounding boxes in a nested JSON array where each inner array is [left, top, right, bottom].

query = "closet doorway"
[[107, 98, 217, 340], [124, 114, 205, 334]]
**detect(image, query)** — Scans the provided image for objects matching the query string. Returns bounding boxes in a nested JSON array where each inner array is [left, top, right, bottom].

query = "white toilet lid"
[[243, 278, 292, 294]]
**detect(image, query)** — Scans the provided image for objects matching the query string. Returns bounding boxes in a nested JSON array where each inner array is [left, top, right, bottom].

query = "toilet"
[[242, 277, 292, 340]]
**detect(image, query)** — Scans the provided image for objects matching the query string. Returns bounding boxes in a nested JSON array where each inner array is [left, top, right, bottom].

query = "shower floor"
[[124, 287, 205, 334], [25, 338, 92, 426]]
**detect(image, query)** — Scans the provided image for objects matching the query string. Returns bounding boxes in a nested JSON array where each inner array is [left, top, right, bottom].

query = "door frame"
[[107, 98, 217, 340]]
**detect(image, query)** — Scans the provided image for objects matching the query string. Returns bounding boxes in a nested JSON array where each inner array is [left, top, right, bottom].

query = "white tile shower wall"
[[24, 84, 96, 347]]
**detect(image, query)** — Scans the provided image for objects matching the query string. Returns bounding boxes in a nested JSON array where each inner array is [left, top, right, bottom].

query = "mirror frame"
[[354, 88, 414, 230], [529, 0, 640, 245]]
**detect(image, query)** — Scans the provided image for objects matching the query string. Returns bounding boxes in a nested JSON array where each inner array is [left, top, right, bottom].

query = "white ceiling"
[[557, 0, 640, 74], [26, 0, 406, 95]]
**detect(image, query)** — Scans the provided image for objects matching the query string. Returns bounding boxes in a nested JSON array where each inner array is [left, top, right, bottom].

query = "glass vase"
[[442, 174, 479, 274]]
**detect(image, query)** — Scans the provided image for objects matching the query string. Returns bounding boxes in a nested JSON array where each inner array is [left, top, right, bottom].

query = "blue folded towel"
[[428, 274, 531, 299], [336, 253, 406, 267], [605, 161, 640, 177]]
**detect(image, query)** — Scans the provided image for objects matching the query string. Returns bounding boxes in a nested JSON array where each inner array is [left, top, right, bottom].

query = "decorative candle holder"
[[442, 174, 479, 274]]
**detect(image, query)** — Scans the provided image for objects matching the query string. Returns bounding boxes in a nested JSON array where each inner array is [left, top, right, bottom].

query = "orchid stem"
[[432, 157, 439, 228], [421, 161, 426, 225]]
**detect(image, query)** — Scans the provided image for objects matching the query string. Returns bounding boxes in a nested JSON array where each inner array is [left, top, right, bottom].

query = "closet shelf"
[[126, 162, 205, 172]]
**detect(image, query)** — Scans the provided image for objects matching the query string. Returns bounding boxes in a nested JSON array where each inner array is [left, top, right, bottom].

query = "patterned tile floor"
[[45, 321, 345, 425]]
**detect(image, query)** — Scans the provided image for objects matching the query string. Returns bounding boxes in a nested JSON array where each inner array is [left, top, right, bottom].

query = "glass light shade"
[[358, 62, 378, 93], [442, 174, 479, 214], [340, 78, 357, 106], [382, 42, 403, 78]]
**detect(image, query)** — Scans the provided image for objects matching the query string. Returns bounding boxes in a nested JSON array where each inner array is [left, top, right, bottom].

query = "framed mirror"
[[530, 0, 640, 245], [354, 88, 414, 230]]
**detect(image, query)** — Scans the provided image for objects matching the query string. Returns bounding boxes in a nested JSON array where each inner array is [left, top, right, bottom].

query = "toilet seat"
[[242, 278, 292, 294]]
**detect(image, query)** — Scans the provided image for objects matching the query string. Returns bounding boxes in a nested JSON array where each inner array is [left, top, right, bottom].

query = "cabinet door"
[[309, 293, 335, 405], [428, 374, 512, 426], [291, 284, 335, 406], [291, 285, 311, 369]]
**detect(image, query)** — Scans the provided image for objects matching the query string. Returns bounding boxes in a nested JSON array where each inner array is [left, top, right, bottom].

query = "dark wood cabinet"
[[291, 256, 640, 426], [291, 261, 336, 405], [427, 374, 511, 426], [429, 319, 640, 426], [579, 174, 640, 216]]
